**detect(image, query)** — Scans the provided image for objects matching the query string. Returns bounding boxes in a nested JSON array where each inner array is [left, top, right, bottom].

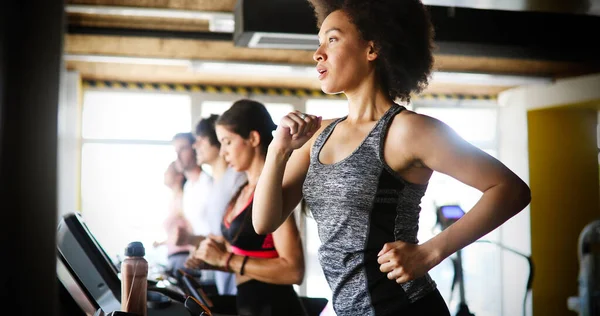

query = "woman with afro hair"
[[252, 1, 531, 315]]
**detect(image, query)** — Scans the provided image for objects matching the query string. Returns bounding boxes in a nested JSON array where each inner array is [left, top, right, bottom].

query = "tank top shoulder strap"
[[310, 116, 346, 162], [371, 104, 405, 164], [363, 104, 405, 146], [374, 104, 405, 136]]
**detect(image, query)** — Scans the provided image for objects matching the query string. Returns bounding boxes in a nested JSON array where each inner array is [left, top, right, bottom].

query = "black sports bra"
[[221, 195, 278, 259]]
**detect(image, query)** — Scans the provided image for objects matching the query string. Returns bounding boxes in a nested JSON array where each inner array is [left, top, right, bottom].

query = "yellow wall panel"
[[528, 107, 599, 316]]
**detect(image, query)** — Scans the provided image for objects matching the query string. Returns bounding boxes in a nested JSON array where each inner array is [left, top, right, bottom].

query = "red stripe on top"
[[231, 246, 279, 259], [223, 194, 254, 229]]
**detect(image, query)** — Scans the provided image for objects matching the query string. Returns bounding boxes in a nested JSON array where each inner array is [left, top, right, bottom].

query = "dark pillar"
[[0, 1, 65, 315]]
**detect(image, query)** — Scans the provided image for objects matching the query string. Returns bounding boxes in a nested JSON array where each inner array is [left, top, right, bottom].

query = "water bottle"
[[121, 241, 148, 316]]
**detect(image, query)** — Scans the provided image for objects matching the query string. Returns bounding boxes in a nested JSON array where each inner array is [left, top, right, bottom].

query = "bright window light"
[[306, 99, 348, 119], [82, 91, 191, 141], [80, 91, 192, 266], [416, 107, 497, 144], [200, 101, 293, 126], [264, 103, 294, 124], [414, 106, 500, 315], [80, 143, 177, 265]]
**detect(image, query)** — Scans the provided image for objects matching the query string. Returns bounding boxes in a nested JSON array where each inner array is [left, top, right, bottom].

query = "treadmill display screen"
[[56, 212, 122, 314]]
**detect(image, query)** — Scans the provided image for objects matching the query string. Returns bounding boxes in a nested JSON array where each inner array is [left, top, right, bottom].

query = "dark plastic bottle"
[[120, 241, 148, 316]]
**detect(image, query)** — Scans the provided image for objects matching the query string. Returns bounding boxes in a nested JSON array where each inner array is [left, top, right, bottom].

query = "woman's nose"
[[313, 45, 325, 62]]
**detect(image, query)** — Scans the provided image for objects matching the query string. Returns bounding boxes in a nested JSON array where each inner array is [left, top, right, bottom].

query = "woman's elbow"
[[253, 219, 275, 235], [520, 184, 532, 210], [252, 211, 282, 235], [512, 178, 531, 212], [289, 264, 305, 285], [280, 258, 305, 285]]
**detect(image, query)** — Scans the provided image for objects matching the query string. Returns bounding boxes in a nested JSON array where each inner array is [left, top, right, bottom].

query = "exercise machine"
[[436, 205, 534, 316], [57, 212, 220, 315], [437, 205, 475, 316], [568, 219, 600, 316]]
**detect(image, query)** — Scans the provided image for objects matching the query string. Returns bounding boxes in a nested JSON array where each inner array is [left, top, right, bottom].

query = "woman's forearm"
[[228, 254, 304, 285], [253, 146, 292, 234], [426, 179, 531, 267]]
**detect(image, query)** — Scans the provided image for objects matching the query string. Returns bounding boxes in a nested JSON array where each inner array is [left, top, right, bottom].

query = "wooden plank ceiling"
[[64, 0, 598, 96]]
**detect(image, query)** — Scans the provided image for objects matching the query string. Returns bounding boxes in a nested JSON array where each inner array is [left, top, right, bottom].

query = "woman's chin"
[[320, 85, 342, 95]]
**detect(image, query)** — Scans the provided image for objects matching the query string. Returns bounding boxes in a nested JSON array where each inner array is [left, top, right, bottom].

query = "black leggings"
[[236, 280, 308, 316], [401, 289, 450, 315]]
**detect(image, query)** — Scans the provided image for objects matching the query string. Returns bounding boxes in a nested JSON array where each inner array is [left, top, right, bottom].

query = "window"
[[201, 101, 294, 126], [201, 101, 233, 117], [305, 99, 348, 119], [80, 91, 191, 265], [80, 143, 176, 264], [416, 107, 497, 148], [82, 91, 191, 141], [77, 89, 502, 314], [303, 216, 331, 301], [414, 106, 501, 316]]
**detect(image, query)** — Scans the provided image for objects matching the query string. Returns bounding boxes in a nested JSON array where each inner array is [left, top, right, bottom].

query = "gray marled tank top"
[[302, 105, 437, 316]]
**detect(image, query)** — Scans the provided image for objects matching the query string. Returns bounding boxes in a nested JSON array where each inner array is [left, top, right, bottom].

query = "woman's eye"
[[329, 37, 336, 43]]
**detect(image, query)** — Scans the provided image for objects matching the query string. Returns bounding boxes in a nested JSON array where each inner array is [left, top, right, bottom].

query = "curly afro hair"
[[307, 0, 435, 102]]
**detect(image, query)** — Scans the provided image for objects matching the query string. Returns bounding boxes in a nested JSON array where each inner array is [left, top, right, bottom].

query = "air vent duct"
[[233, 0, 318, 50], [233, 0, 600, 63], [420, 0, 600, 16]]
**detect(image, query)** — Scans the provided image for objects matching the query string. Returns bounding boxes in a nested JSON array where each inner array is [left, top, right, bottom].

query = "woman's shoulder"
[[389, 108, 446, 140]]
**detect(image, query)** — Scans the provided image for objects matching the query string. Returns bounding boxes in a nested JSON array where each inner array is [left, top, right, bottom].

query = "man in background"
[[171, 132, 217, 293]]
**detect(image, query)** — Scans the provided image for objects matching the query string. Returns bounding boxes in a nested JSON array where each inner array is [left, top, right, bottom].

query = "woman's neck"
[[344, 74, 395, 123], [245, 154, 265, 187]]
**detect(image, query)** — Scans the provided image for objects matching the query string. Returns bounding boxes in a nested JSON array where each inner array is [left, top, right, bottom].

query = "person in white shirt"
[[172, 132, 215, 289], [152, 161, 194, 277], [192, 114, 247, 296]]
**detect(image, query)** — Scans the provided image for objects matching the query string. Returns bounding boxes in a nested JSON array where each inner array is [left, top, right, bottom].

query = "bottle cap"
[[124, 241, 145, 257]]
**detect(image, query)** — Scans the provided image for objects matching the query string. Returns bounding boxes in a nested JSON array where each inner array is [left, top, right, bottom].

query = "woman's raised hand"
[[271, 111, 322, 153]]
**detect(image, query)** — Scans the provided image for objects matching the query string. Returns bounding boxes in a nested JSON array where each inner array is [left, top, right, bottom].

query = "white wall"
[[496, 99, 532, 316], [57, 70, 81, 219], [499, 73, 600, 111], [496, 72, 600, 316]]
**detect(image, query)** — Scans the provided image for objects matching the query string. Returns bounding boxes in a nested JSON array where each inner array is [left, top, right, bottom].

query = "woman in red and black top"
[[186, 99, 307, 316]]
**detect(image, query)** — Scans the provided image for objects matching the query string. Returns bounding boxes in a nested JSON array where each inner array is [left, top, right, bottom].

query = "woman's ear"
[[367, 41, 378, 61], [248, 131, 261, 148]]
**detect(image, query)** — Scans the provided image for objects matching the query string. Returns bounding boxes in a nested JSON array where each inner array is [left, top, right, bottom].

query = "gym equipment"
[[56, 212, 218, 315], [437, 205, 475, 316], [568, 219, 600, 316], [437, 205, 534, 316]]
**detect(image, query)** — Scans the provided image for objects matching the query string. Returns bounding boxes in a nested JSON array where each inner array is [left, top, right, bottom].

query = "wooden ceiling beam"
[[66, 0, 237, 12], [65, 60, 515, 96], [68, 12, 211, 32], [65, 34, 598, 78], [65, 35, 316, 65]]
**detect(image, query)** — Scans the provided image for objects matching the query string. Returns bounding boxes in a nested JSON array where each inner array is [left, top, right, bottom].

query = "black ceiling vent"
[[234, 0, 600, 62], [234, 0, 319, 50]]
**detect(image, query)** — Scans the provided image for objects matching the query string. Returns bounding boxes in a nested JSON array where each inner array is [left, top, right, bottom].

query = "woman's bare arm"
[[252, 114, 327, 234], [252, 142, 311, 234], [378, 112, 531, 282], [228, 215, 305, 285]]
